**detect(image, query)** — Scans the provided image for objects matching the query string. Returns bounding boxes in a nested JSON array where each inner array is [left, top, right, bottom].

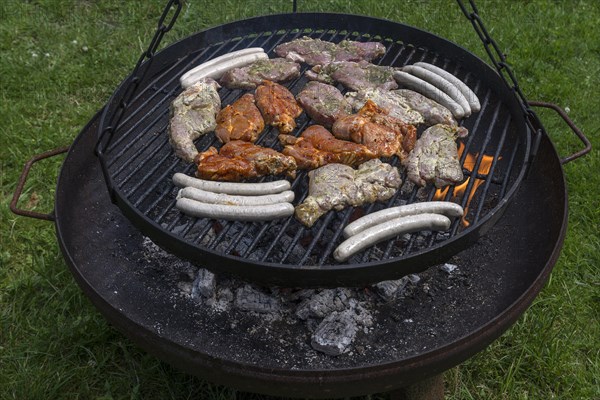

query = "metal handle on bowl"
[[529, 101, 592, 164], [10, 146, 70, 221]]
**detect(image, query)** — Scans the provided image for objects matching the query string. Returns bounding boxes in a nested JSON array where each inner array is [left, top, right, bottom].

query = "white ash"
[[374, 274, 421, 302], [440, 263, 458, 274], [311, 303, 373, 356], [141, 237, 457, 357], [295, 288, 353, 320], [235, 284, 282, 314], [191, 268, 216, 298], [205, 287, 234, 312]]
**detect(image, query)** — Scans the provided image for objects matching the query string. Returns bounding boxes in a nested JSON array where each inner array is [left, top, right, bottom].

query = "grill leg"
[[389, 373, 445, 400]]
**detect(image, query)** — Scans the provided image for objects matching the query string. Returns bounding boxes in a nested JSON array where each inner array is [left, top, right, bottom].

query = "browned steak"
[[274, 36, 386, 66], [306, 61, 398, 91], [296, 81, 352, 128], [220, 58, 301, 90]]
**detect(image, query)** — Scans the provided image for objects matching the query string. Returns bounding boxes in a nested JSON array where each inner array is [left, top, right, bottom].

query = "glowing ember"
[[434, 143, 496, 227]]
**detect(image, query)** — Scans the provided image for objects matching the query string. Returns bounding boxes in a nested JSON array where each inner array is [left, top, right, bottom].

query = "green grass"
[[1, 1, 599, 399]]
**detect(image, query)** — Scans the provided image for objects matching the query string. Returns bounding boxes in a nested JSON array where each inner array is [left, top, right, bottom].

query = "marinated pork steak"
[[255, 80, 303, 134], [394, 89, 462, 128], [345, 88, 425, 126], [274, 36, 386, 66], [406, 124, 467, 188], [196, 140, 297, 181], [215, 93, 264, 143], [295, 160, 402, 227], [296, 81, 352, 128], [220, 58, 301, 90], [306, 61, 398, 91], [279, 125, 377, 170], [332, 100, 417, 162], [168, 78, 221, 162]]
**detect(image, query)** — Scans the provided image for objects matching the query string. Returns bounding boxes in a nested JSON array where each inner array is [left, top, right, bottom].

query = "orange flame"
[[434, 143, 496, 227]]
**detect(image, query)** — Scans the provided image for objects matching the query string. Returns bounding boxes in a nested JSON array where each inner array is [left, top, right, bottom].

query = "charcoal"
[[440, 263, 459, 274], [373, 276, 410, 301], [295, 288, 353, 320], [235, 285, 281, 314], [310, 303, 373, 356], [310, 310, 359, 356], [191, 268, 216, 299]]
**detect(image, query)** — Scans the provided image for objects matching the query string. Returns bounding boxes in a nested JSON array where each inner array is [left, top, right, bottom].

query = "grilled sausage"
[[180, 49, 267, 88], [176, 197, 294, 221], [172, 173, 291, 195], [343, 201, 463, 238], [413, 62, 480, 112], [393, 71, 465, 119], [402, 65, 471, 117], [178, 187, 295, 206], [333, 213, 452, 262]]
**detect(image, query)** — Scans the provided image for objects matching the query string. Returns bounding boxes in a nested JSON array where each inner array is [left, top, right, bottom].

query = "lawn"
[[1, 1, 598, 399]]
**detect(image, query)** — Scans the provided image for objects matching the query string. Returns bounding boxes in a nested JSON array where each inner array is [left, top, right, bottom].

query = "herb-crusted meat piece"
[[220, 58, 301, 90], [306, 61, 398, 91], [274, 36, 386, 66], [406, 124, 467, 188], [296, 81, 352, 128], [345, 88, 425, 126], [168, 78, 221, 162], [394, 89, 462, 128], [295, 160, 402, 227]]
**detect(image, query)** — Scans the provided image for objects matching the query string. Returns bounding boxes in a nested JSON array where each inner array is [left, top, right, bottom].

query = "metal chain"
[[96, 0, 182, 155], [456, 0, 542, 171], [95, 0, 182, 199]]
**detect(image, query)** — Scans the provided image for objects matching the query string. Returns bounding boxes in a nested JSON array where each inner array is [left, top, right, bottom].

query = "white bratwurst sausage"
[[402, 65, 472, 117], [180, 48, 267, 88], [333, 213, 452, 262], [343, 201, 463, 238], [172, 173, 291, 195], [413, 62, 481, 112], [393, 71, 466, 119], [178, 187, 295, 206], [176, 197, 294, 221]]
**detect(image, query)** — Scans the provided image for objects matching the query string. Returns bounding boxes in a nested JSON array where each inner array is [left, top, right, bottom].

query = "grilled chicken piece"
[[220, 58, 301, 90], [306, 61, 397, 91], [196, 140, 297, 181], [215, 93, 265, 143], [274, 36, 386, 66], [296, 81, 352, 128], [168, 78, 221, 162], [279, 125, 377, 170], [255, 80, 303, 134], [295, 160, 402, 227], [406, 124, 467, 188], [332, 100, 417, 162]]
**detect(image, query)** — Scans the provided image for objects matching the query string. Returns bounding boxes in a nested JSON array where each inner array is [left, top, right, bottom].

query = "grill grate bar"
[[297, 210, 337, 266], [473, 117, 511, 222], [498, 138, 520, 200], [110, 120, 168, 179], [99, 18, 528, 273]]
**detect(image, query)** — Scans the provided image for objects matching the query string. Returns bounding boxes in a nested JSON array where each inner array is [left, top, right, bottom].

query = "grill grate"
[[97, 13, 530, 285]]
